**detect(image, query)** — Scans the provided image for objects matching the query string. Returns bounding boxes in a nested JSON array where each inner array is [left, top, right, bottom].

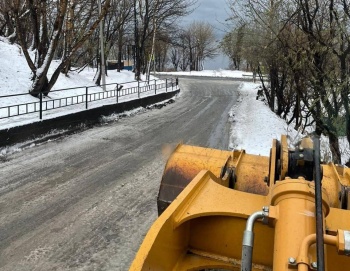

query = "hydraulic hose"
[[241, 209, 268, 271], [297, 234, 337, 271], [313, 137, 325, 271]]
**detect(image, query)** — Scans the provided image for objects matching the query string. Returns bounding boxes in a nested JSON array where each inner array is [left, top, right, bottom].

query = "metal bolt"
[[311, 262, 317, 269], [288, 257, 296, 264], [262, 206, 269, 212], [264, 176, 268, 183]]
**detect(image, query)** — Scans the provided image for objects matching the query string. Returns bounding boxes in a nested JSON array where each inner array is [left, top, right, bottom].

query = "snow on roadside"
[[100, 98, 175, 124], [158, 69, 253, 78], [0, 98, 177, 161], [230, 82, 350, 164], [229, 82, 297, 156], [1, 39, 349, 164], [0, 39, 174, 130]]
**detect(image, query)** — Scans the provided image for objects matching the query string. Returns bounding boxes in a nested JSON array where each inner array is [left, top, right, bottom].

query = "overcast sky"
[[183, 0, 230, 33], [182, 0, 231, 69]]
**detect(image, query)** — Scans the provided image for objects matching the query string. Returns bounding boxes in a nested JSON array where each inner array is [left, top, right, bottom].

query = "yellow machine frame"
[[130, 136, 350, 271]]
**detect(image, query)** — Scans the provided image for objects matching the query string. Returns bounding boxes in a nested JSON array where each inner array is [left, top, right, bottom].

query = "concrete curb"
[[0, 89, 180, 148]]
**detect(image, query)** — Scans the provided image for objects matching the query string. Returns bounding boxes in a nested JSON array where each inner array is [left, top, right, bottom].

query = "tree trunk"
[[339, 55, 350, 149], [95, 68, 102, 86], [147, 4, 158, 82], [30, 75, 50, 97], [269, 65, 278, 112], [133, 0, 140, 80], [94, 53, 102, 86], [117, 28, 123, 72], [63, 0, 75, 75], [329, 132, 341, 164]]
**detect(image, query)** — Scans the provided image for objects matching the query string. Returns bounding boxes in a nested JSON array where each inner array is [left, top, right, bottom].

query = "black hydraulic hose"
[[313, 137, 325, 271], [241, 244, 253, 271]]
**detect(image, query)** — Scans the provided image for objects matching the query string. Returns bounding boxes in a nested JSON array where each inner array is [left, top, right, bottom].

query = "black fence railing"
[[0, 78, 179, 121]]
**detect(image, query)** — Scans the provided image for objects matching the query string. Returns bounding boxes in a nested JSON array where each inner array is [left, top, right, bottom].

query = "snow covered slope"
[[0, 37, 139, 97]]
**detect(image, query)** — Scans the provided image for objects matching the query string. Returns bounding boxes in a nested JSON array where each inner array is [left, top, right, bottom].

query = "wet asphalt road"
[[0, 77, 241, 271]]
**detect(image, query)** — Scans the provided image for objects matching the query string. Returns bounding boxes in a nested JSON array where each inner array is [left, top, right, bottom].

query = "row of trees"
[[223, 0, 350, 164], [0, 0, 218, 96], [170, 21, 218, 71]]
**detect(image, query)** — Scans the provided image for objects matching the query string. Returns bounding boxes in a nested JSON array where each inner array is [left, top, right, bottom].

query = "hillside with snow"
[[0, 37, 104, 96], [0, 38, 165, 129]]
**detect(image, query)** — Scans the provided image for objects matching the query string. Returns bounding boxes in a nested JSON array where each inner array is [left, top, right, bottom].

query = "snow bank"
[[229, 82, 297, 156], [230, 82, 349, 164], [0, 40, 166, 130], [0, 38, 33, 96], [158, 69, 253, 78], [0, 38, 153, 97]]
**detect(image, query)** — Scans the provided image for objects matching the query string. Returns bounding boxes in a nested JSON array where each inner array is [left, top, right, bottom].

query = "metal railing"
[[0, 78, 179, 120]]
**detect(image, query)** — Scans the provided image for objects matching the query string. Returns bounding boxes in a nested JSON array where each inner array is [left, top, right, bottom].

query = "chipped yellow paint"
[[130, 136, 350, 271]]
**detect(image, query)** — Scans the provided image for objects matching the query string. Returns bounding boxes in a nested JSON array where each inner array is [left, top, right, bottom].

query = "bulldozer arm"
[[130, 136, 350, 271]]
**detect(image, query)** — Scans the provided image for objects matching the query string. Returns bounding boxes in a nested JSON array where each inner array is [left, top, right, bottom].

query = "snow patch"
[[0, 128, 70, 160], [229, 82, 349, 164], [100, 107, 147, 123], [158, 69, 253, 79], [100, 99, 176, 124], [229, 82, 297, 156]]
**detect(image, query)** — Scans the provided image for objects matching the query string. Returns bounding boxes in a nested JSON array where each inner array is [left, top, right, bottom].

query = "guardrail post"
[[138, 80, 140, 98], [176, 77, 179, 88], [155, 79, 157, 94], [166, 78, 168, 93], [116, 84, 119, 103], [85, 87, 88, 109], [39, 92, 42, 120]]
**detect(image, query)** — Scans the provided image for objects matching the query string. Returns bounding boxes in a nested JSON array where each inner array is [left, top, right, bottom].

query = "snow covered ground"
[[228, 82, 297, 156], [158, 70, 349, 164], [1, 38, 349, 164], [228, 82, 350, 163], [0, 38, 174, 129], [0, 37, 157, 97], [158, 69, 254, 78]]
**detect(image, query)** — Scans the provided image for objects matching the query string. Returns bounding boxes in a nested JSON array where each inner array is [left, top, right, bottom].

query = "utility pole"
[[134, 0, 140, 81], [147, 0, 159, 83], [98, 0, 106, 91]]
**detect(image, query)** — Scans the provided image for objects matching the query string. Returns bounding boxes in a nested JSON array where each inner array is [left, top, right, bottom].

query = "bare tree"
[[11, 0, 111, 96], [133, 0, 196, 80], [174, 30, 192, 71], [178, 21, 217, 71], [220, 23, 246, 70], [94, 0, 133, 85], [0, 0, 16, 42], [193, 21, 218, 70], [153, 30, 171, 72], [170, 47, 181, 71], [227, 0, 350, 163]]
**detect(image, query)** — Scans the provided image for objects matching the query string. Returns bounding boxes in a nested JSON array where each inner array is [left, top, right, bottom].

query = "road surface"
[[0, 77, 241, 271]]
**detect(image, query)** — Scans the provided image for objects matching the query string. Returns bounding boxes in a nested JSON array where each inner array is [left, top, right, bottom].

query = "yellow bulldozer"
[[130, 135, 350, 271]]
